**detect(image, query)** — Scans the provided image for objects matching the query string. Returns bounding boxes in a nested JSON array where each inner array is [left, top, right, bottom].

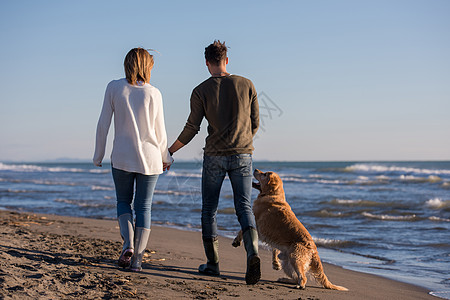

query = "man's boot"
[[198, 237, 220, 275], [243, 228, 261, 285], [130, 227, 151, 272], [118, 213, 134, 268]]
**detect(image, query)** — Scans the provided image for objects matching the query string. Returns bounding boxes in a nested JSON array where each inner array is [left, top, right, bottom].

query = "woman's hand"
[[163, 162, 171, 171]]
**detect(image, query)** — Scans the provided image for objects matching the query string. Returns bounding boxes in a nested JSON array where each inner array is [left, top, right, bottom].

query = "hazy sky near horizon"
[[1, 0, 449, 162]]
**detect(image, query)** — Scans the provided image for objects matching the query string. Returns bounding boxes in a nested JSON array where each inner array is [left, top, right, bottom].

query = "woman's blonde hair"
[[124, 48, 154, 85]]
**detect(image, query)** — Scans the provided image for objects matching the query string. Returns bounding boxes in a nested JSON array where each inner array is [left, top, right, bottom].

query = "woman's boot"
[[198, 237, 220, 275], [118, 213, 134, 268], [130, 227, 151, 272], [243, 228, 261, 285]]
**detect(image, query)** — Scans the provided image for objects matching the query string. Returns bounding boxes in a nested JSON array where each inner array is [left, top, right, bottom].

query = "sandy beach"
[[0, 210, 436, 300]]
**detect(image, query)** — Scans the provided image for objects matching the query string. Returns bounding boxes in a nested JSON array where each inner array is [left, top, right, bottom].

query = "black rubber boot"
[[243, 228, 261, 285], [198, 237, 220, 276]]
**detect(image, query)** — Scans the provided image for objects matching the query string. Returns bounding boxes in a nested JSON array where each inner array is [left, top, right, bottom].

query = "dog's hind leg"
[[292, 257, 307, 290], [232, 230, 243, 247], [272, 248, 282, 270], [277, 254, 297, 284]]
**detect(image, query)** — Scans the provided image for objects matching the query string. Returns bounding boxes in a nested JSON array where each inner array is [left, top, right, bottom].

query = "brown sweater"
[[177, 75, 259, 156]]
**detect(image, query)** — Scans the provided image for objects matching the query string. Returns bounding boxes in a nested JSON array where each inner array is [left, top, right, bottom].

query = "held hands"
[[163, 162, 171, 171], [163, 154, 175, 171]]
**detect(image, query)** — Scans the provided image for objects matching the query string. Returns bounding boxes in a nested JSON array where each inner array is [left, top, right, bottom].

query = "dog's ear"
[[267, 172, 283, 191], [267, 173, 278, 187]]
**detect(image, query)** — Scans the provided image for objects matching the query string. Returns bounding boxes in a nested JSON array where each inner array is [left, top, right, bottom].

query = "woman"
[[93, 48, 173, 271]]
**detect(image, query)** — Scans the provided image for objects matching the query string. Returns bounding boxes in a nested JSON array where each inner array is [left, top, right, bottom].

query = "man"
[[168, 40, 260, 285]]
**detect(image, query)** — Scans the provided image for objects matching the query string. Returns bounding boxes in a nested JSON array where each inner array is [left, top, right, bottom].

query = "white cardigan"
[[93, 79, 172, 175]]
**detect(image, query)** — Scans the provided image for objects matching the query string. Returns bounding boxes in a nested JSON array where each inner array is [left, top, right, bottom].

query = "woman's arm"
[[93, 83, 114, 167], [154, 90, 173, 166]]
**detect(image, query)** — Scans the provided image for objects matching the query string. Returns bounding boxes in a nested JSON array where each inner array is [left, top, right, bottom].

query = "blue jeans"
[[201, 154, 256, 239], [112, 167, 159, 229]]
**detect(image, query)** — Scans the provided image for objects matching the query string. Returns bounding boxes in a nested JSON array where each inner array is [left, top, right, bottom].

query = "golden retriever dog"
[[232, 169, 348, 291]]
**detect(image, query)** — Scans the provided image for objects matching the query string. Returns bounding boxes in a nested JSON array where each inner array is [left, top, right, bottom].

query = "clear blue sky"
[[1, 0, 449, 162]]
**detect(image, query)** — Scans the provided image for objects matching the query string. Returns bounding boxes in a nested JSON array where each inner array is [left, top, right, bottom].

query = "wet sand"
[[0, 210, 435, 299]]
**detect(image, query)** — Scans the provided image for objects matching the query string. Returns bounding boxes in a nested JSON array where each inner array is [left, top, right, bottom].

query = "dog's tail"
[[310, 252, 348, 291]]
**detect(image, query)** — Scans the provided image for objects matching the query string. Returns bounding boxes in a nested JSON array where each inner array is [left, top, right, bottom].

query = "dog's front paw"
[[232, 238, 241, 248], [272, 261, 282, 270]]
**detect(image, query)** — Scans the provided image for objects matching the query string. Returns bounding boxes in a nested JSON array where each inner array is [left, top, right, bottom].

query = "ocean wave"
[[0, 162, 107, 174], [280, 176, 310, 183], [166, 170, 202, 178], [345, 163, 450, 176], [2, 189, 61, 194], [285, 175, 390, 186], [0, 177, 79, 186], [442, 182, 450, 189], [314, 209, 347, 218], [154, 189, 201, 196], [399, 175, 442, 183], [312, 236, 356, 248], [429, 216, 450, 222], [10, 178, 79, 186], [429, 291, 450, 299], [54, 198, 114, 208], [330, 199, 384, 207], [284, 177, 346, 185], [425, 198, 450, 209], [91, 185, 114, 191], [361, 212, 418, 221]]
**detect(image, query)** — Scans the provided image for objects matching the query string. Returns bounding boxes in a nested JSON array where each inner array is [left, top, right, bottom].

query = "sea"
[[0, 160, 449, 298]]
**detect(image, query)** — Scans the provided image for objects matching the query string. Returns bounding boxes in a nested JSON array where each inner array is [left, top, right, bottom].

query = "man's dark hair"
[[204, 40, 227, 65]]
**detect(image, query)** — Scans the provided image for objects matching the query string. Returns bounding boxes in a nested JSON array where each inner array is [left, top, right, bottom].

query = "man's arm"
[[250, 88, 259, 137], [168, 139, 185, 156], [171, 89, 205, 154]]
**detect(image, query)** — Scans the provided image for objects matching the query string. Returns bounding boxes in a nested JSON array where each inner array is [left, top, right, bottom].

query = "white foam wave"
[[3, 189, 60, 194], [308, 174, 322, 178], [166, 170, 202, 178], [399, 175, 442, 183], [362, 212, 417, 221], [334, 199, 361, 204], [154, 189, 200, 196], [91, 185, 114, 191], [429, 216, 450, 222], [331, 199, 383, 207], [282, 175, 343, 184], [425, 198, 450, 209], [0, 162, 104, 174], [346, 164, 450, 176], [316, 209, 345, 217], [281, 176, 310, 183], [317, 179, 342, 184], [54, 198, 114, 208], [4, 189, 30, 193], [312, 236, 352, 247], [14, 179, 78, 186], [442, 182, 450, 189], [430, 290, 450, 299]]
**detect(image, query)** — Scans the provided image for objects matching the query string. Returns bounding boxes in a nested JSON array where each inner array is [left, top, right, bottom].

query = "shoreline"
[[0, 209, 438, 299]]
